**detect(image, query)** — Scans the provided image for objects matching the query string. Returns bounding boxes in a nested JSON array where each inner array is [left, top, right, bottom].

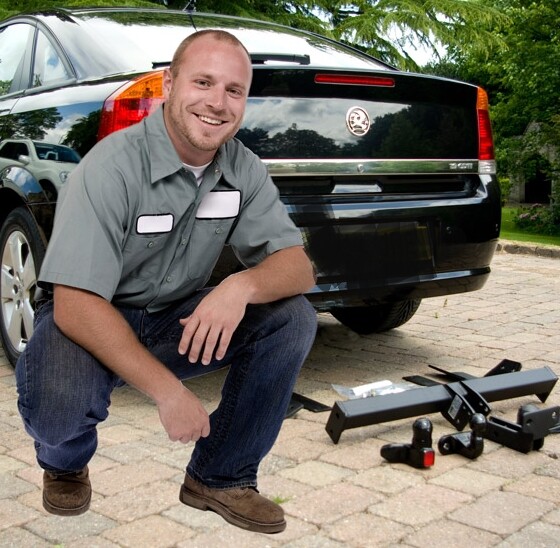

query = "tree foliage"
[[430, 0, 559, 211], [1, 0, 507, 70]]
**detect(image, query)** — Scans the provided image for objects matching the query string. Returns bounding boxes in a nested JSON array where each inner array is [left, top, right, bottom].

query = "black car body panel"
[[0, 7, 501, 364]]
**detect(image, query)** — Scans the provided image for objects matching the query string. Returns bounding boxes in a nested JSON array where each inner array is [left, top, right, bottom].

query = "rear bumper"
[[286, 174, 501, 309]]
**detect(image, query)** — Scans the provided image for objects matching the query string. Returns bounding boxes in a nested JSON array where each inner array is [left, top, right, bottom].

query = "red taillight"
[[477, 87, 494, 161], [98, 71, 165, 141], [315, 73, 395, 87]]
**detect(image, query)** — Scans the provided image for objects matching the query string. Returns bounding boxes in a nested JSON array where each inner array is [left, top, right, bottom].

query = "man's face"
[[163, 35, 252, 165]]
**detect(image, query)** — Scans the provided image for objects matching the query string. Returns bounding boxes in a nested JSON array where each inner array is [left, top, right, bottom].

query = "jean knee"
[[16, 311, 113, 446], [275, 295, 317, 349]]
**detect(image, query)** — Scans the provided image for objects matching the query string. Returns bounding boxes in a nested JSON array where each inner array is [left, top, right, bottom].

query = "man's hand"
[[157, 384, 210, 443], [178, 278, 248, 365], [178, 246, 315, 365]]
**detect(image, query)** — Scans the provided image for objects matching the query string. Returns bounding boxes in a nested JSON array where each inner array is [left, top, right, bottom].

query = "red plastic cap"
[[423, 448, 435, 467]]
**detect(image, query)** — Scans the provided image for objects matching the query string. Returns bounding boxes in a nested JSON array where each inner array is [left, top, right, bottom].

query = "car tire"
[[0, 207, 46, 367], [330, 299, 422, 334]]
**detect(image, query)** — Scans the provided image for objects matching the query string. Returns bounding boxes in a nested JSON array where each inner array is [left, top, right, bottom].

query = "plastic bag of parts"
[[332, 379, 417, 399]]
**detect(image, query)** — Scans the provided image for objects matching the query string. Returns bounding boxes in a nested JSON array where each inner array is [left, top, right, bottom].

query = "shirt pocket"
[[122, 232, 172, 280], [186, 218, 236, 282]]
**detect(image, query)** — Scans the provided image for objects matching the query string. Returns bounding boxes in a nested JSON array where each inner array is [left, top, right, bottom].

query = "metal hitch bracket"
[[442, 381, 491, 430], [325, 366, 558, 444], [438, 413, 486, 459], [405, 359, 522, 388], [483, 404, 560, 453]]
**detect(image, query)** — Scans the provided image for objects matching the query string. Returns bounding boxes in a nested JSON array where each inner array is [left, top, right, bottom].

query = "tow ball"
[[380, 418, 435, 469]]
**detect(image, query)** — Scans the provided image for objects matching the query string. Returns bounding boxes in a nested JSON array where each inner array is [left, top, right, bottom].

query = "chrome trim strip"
[[263, 159, 480, 176]]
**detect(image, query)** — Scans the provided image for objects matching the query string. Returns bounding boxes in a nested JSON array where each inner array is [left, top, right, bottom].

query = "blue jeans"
[[16, 290, 317, 489]]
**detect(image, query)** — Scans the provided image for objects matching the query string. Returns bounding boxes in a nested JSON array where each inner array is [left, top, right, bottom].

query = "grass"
[[500, 207, 560, 247]]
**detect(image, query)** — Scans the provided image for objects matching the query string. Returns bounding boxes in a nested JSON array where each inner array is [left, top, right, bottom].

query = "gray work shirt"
[[39, 106, 303, 312]]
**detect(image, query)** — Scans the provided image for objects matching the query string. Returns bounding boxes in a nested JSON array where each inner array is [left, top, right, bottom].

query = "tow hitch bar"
[[325, 365, 558, 444]]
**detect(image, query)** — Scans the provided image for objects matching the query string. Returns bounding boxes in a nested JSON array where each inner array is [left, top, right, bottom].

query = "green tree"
[[430, 0, 559, 221], [1, 0, 508, 70]]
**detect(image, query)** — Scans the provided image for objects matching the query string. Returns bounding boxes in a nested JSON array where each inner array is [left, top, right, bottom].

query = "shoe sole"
[[43, 492, 91, 517], [180, 484, 286, 534]]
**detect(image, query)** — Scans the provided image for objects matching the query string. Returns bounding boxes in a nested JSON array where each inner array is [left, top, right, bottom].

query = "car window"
[[0, 24, 34, 95], [35, 142, 81, 163], [0, 141, 30, 159], [32, 30, 70, 88]]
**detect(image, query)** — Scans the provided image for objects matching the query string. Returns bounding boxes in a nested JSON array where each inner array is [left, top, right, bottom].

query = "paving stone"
[[279, 461, 353, 487], [0, 472, 35, 499], [325, 513, 413, 546], [97, 440, 171, 464], [466, 446, 551, 478], [503, 473, 560, 503], [1, 251, 559, 547], [257, 474, 315, 501], [175, 525, 282, 547], [259, 453, 297, 475], [0, 499, 40, 530], [319, 440, 386, 470], [349, 465, 424, 494], [0, 527, 50, 547], [405, 518, 501, 547], [542, 508, 560, 526], [428, 467, 509, 496], [0, 455, 26, 474], [93, 461, 178, 496], [64, 537, 121, 548], [281, 535, 347, 547], [498, 521, 560, 548], [283, 483, 383, 525], [96, 423, 150, 445], [369, 484, 472, 526], [92, 479, 179, 522], [103, 515, 194, 547], [271, 437, 329, 463], [163, 502, 226, 531], [449, 491, 555, 535], [25, 512, 116, 544], [7, 443, 40, 466]]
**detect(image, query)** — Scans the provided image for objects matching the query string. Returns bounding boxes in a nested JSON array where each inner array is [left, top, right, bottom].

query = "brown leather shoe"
[[43, 467, 91, 516], [180, 473, 286, 533]]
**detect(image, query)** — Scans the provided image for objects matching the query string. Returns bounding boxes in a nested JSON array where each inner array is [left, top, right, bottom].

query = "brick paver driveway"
[[1, 249, 559, 547]]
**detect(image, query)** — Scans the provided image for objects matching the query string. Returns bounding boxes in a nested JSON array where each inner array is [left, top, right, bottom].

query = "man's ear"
[[163, 68, 173, 100]]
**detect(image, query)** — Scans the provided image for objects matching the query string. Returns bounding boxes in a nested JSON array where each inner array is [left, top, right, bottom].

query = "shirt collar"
[[144, 105, 184, 184]]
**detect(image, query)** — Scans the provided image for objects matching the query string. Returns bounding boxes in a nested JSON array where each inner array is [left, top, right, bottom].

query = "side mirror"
[[17, 154, 30, 165]]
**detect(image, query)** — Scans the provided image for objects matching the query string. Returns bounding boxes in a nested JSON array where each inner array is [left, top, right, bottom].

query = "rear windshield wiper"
[[250, 53, 310, 65], [152, 53, 310, 70]]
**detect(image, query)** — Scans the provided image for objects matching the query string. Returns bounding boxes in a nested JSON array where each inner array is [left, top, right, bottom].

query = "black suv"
[[0, 8, 501, 365]]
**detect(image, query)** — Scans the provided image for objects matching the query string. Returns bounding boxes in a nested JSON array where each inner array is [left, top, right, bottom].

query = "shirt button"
[[147, 241, 154, 248], [166, 276, 173, 283], [182, 238, 187, 245], [215, 227, 223, 234]]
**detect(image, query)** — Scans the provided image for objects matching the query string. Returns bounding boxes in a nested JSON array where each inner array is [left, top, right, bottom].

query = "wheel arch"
[[1, 166, 53, 244]]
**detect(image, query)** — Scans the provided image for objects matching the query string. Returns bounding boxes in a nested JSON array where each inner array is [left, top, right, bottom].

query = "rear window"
[[71, 10, 389, 73]]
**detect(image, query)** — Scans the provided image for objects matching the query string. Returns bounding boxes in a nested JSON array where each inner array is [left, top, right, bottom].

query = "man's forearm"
[[230, 245, 315, 305]]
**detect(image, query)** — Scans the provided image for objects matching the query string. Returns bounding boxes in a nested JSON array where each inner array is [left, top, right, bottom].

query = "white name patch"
[[136, 214, 174, 234], [196, 190, 241, 219]]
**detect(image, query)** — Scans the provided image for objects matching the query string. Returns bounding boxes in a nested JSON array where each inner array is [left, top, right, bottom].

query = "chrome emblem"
[[346, 106, 370, 136]]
